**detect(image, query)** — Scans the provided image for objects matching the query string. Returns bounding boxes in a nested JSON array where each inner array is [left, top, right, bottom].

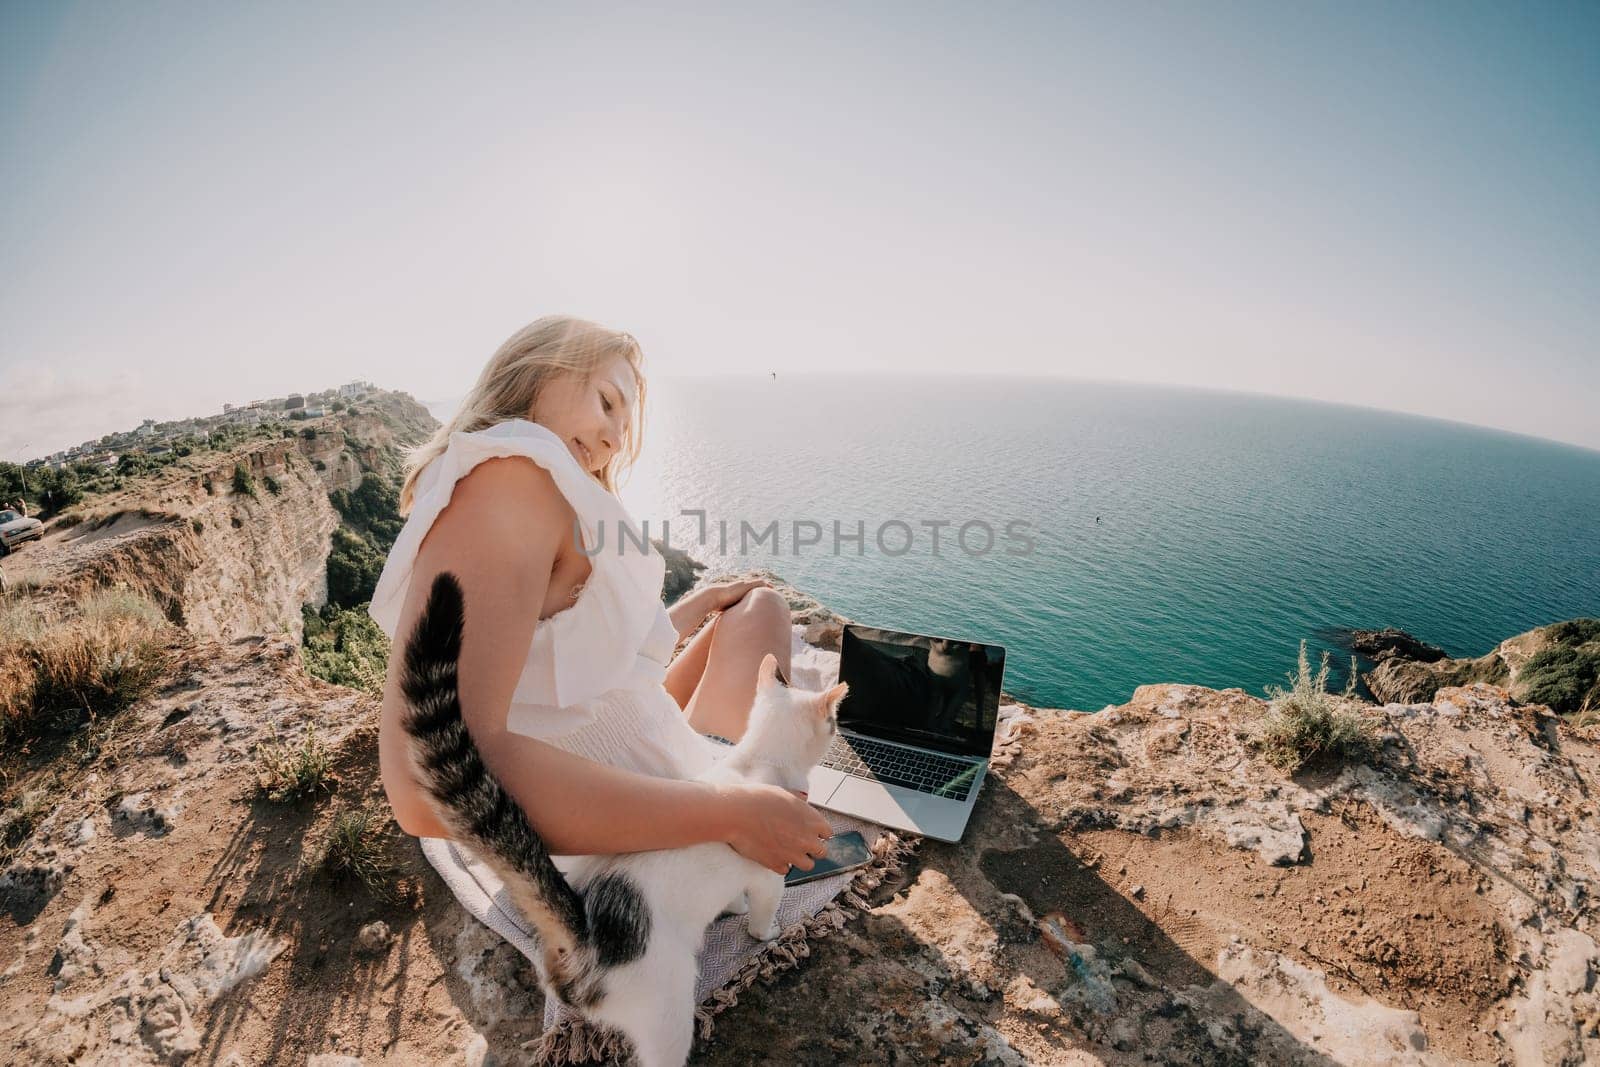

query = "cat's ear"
[[820, 681, 848, 718], [758, 653, 787, 689]]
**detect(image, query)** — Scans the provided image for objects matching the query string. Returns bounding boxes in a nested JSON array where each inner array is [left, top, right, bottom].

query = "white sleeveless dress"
[[367, 418, 726, 804]]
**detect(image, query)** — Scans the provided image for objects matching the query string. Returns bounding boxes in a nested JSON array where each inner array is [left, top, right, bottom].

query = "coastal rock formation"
[[1347, 627, 1448, 664], [4, 563, 1599, 1064], [1361, 620, 1594, 711], [656, 540, 706, 604]]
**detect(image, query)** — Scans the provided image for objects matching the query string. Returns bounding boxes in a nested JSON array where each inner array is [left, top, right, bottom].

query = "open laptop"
[[805, 623, 1006, 843]]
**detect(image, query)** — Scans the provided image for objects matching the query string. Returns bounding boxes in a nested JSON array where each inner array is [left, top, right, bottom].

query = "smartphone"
[[784, 830, 873, 886]]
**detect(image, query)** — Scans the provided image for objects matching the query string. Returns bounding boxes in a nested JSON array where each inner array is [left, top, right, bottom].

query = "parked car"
[[0, 509, 43, 555]]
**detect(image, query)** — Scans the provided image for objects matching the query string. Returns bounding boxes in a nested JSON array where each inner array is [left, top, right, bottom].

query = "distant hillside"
[[1, 387, 435, 521], [0, 389, 437, 646]]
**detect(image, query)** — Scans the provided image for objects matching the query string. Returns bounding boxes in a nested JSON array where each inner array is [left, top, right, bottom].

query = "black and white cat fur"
[[399, 571, 847, 1067]]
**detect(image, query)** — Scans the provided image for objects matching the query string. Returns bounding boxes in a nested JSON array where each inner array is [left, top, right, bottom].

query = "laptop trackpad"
[[806, 766, 848, 806], [825, 776, 927, 825]]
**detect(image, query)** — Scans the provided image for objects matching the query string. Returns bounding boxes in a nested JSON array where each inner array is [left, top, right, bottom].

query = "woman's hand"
[[717, 781, 833, 874], [709, 577, 773, 613], [669, 578, 774, 644]]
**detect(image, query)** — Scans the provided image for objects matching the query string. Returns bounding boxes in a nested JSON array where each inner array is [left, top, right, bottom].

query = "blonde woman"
[[370, 316, 832, 881]]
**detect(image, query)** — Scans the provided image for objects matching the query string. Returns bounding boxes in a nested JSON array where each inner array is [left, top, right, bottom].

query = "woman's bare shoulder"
[[417, 454, 573, 564]]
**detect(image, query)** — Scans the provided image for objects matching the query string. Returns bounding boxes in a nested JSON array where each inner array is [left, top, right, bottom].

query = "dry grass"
[[255, 725, 336, 803], [0, 784, 54, 867], [0, 587, 173, 748], [1253, 640, 1376, 774]]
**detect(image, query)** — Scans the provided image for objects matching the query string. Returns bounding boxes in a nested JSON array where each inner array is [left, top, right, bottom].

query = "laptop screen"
[[837, 623, 1006, 758]]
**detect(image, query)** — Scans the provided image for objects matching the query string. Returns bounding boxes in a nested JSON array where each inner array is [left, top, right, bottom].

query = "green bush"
[[326, 527, 386, 608], [263, 475, 282, 496], [0, 461, 25, 503], [0, 464, 91, 519], [330, 474, 403, 550], [1522, 647, 1600, 715], [1548, 619, 1600, 646], [1253, 641, 1375, 774], [319, 803, 398, 899], [232, 464, 256, 498], [301, 603, 389, 694], [1512, 619, 1600, 716]]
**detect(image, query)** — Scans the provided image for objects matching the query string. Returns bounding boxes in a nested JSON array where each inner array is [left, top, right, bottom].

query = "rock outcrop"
[[1347, 628, 1448, 664], [9, 393, 434, 645], [1361, 620, 1587, 708], [4, 567, 1600, 1064], [703, 672, 1600, 1066]]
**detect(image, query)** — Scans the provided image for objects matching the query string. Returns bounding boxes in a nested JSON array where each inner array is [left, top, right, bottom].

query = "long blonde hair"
[[398, 316, 648, 516]]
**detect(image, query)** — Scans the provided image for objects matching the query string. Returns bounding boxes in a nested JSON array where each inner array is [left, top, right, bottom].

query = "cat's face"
[[749, 653, 847, 769]]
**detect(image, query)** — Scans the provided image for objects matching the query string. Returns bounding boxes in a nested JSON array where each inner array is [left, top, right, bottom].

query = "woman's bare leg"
[[663, 611, 719, 712], [682, 587, 793, 741]]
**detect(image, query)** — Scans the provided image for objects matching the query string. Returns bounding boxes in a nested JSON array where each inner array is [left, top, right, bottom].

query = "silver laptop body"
[[806, 623, 1006, 843]]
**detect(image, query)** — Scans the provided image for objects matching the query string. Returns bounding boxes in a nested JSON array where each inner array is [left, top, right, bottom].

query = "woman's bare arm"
[[377, 455, 829, 872], [666, 584, 720, 641]]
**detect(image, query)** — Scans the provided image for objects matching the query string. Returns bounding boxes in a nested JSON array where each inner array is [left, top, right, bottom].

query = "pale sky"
[[3, 1, 1597, 460]]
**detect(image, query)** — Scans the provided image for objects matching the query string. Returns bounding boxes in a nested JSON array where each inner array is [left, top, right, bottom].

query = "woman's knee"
[[721, 586, 789, 631]]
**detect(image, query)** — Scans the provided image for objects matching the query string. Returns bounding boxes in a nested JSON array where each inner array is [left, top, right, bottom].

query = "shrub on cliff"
[[232, 464, 256, 498], [0, 589, 173, 749], [1520, 621, 1600, 715], [255, 725, 335, 803], [330, 474, 403, 550], [1252, 641, 1376, 774], [301, 603, 389, 694], [326, 527, 386, 608], [319, 802, 399, 900]]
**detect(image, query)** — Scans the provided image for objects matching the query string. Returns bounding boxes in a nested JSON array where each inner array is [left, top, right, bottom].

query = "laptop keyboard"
[[821, 735, 980, 800]]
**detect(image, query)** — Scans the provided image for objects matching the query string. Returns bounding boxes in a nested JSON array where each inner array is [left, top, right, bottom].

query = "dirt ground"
[[5, 619, 1600, 1064]]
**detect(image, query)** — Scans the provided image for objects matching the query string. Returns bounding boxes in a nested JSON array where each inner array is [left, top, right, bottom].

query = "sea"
[[427, 376, 1600, 712]]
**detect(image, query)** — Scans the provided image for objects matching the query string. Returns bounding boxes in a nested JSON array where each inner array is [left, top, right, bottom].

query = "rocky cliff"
[[6, 393, 435, 645], [4, 559, 1600, 1064]]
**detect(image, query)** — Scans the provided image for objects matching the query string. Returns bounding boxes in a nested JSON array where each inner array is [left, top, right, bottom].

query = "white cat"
[[398, 571, 847, 1067]]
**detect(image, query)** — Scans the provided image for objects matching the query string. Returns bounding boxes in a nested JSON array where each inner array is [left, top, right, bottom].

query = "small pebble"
[[355, 921, 391, 956]]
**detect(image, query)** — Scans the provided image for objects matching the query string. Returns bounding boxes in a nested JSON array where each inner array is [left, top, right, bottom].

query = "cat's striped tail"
[[397, 571, 599, 1004]]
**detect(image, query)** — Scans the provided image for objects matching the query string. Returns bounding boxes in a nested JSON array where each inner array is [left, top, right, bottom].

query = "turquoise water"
[[496, 375, 1600, 712]]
